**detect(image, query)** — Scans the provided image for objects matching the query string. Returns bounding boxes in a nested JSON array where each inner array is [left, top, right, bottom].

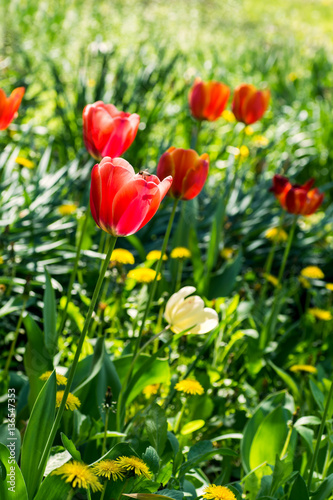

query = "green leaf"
[[270, 455, 293, 495], [309, 380, 325, 412], [21, 371, 56, 499], [23, 314, 53, 409], [181, 420, 205, 435], [145, 404, 168, 456], [295, 425, 314, 452], [124, 494, 177, 500], [207, 249, 243, 299], [33, 473, 72, 500], [0, 424, 21, 463], [43, 269, 57, 357], [0, 297, 23, 318], [288, 474, 309, 500], [60, 433, 81, 461], [142, 446, 160, 474], [294, 416, 321, 427], [249, 406, 290, 474], [269, 361, 300, 401], [154, 489, 183, 500], [179, 446, 236, 478], [72, 337, 105, 394], [206, 195, 226, 273], [311, 473, 333, 500], [0, 443, 28, 500]]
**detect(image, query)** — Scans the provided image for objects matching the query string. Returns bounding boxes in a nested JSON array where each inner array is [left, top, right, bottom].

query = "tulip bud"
[[164, 286, 219, 334], [90, 157, 172, 236], [232, 84, 270, 125], [270, 175, 324, 216], [0, 87, 25, 130], [189, 78, 230, 121], [157, 147, 209, 201], [83, 101, 140, 160]]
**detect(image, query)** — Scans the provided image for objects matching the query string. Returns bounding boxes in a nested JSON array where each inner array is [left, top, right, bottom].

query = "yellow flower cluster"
[[222, 110, 236, 122], [56, 391, 81, 411], [175, 378, 204, 396], [127, 268, 161, 283], [265, 227, 288, 242], [15, 156, 34, 169], [301, 266, 324, 279], [290, 365, 317, 374], [308, 308, 332, 321], [40, 371, 67, 386], [203, 484, 236, 500], [58, 204, 77, 216], [235, 145, 249, 159], [326, 283, 333, 291], [146, 250, 167, 261], [111, 248, 135, 265], [92, 460, 125, 481], [220, 247, 234, 260], [170, 247, 191, 259], [264, 274, 280, 288], [253, 135, 269, 147], [52, 461, 102, 492], [116, 456, 152, 479], [143, 384, 160, 397]]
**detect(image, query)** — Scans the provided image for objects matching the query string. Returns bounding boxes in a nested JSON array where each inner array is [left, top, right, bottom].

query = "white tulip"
[[164, 286, 219, 334]]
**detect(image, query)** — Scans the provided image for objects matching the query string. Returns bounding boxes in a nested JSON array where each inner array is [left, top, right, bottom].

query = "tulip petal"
[[190, 308, 219, 334], [164, 286, 196, 324], [137, 175, 173, 231]]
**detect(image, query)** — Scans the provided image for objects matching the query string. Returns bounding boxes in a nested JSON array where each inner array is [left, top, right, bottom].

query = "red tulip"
[[0, 87, 25, 131], [83, 101, 140, 160], [232, 84, 270, 125], [90, 157, 172, 236], [270, 175, 324, 216], [156, 147, 209, 200], [189, 78, 230, 121]]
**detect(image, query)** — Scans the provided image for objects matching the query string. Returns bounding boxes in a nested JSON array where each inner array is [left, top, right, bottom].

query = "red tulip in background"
[[83, 101, 140, 160], [189, 78, 230, 121], [157, 147, 209, 200], [270, 175, 324, 216], [90, 157, 172, 236], [0, 87, 25, 130], [232, 83, 270, 125]]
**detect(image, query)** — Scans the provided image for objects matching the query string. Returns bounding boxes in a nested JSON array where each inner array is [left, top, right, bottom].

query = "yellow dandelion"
[[244, 126, 254, 136], [301, 266, 324, 280], [127, 268, 161, 283], [220, 247, 234, 260], [15, 157, 34, 169], [56, 391, 81, 411], [235, 145, 249, 159], [170, 247, 191, 260], [116, 456, 152, 479], [288, 72, 298, 82], [0, 256, 3, 264], [51, 461, 102, 492], [290, 364, 317, 374], [143, 384, 160, 397], [0, 284, 6, 293], [253, 135, 269, 147], [40, 371, 68, 386], [146, 250, 167, 261], [222, 110, 236, 123], [92, 460, 125, 481], [265, 227, 288, 243], [264, 274, 280, 288], [58, 204, 77, 216], [87, 78, 96, 87], [308, 308, 332, 321], [326, 283, 333, 292], [299, 276, 311, 289], [174, 378, 204, 396], [111, 248, 135, 265], [203, 484, 236, 500]]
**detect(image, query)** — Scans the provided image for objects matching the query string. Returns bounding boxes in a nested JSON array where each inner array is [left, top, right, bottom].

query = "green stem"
[[280, 423, 293, 460], [38, 234, 117, 472], [307, 378, 333, 490], [174, 401, 186, 434], [175, 260, 183, 291], [87, 487, 92, 500], [58, 209, 89, 336], [133, 199, 178, 358], [277, 215, 298, 286], [2, 298, 27, 383], [102, 406, 110, 456], [100, 481, 107, 500], [259, 212, 285, 303], [190, 121, 202, 150]]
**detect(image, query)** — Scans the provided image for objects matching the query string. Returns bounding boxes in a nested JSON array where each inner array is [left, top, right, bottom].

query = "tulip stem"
[[133, 198, 179, 358], [190, 121, 202, 150], [277, 215, 298, 286], [307, 378, 333, 490], [39, 233, 117, 478], [259, 212, 285, 304], [58, 208, 89, 336]]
